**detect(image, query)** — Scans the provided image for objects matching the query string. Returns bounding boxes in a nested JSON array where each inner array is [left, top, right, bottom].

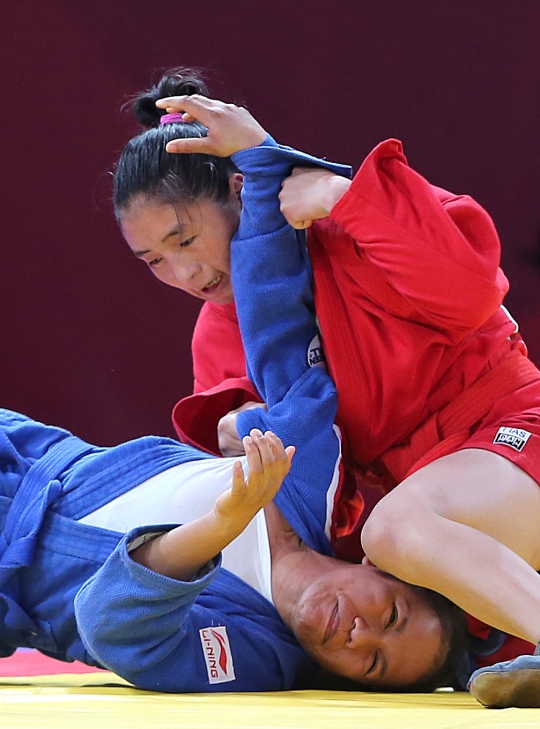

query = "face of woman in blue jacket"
[[120, 183, 242, 307], [294, 562, 444, 686], [272, 539, 460, 689]]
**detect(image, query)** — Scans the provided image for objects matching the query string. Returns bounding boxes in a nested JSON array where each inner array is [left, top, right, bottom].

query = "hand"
[[217, 401, 268, 457], [130, 429, 294, 582], [278, 167, 352, 229], [213, 430, 295, 534], [155, 95, 267, 156]]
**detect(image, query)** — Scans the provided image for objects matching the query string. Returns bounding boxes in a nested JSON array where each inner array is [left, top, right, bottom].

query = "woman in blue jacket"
[[0, 100, 464, 695]]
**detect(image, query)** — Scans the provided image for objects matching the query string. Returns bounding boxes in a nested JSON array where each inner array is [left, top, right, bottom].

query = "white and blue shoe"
[[468, 645, 540, 708]]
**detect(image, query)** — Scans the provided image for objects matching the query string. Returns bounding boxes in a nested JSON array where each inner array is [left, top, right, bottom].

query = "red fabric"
[[0, 649, 106, 676], [308, 140, 513, 469], [171, 139, 539, 666], [466, 617, 535, 668], [192, 302, 249, 395], [174, 301, 261, 456], [173, 377, 260, 456]]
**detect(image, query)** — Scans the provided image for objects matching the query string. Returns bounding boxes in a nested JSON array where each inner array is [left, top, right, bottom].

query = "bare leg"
[[361, 449, 540, 644]]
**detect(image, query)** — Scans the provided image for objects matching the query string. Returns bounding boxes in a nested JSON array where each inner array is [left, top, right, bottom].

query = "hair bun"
[[132, 67, 210, 129]]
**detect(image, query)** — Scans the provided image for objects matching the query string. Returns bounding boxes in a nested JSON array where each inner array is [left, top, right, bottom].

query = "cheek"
[[206, 224, 234, 273], [213, 239, 232, 273]]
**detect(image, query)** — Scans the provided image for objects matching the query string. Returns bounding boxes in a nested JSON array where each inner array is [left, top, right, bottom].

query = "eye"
[[386, 604, 398, 629], [366, 651, 379, 676], [179, 236, 196, 248], [148, 257, 163, 267]]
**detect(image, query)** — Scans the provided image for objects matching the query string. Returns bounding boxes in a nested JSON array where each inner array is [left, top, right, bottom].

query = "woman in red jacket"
[[113, 71, 540, 707]]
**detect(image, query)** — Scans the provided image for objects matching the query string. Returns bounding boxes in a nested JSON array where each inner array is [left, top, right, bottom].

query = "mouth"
[[323, 600, 340, 644], [201, 274, 223, 293]]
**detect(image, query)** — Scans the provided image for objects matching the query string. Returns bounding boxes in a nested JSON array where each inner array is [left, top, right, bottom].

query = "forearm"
[[130, 513, 232, 582], [231, 138, 351, 243], [130, 512, 240, 581], [230, 142, 347, 406]]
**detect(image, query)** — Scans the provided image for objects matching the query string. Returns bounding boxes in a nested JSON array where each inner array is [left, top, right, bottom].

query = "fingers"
[[285, 444, 296, 466], [156, 94, 216, 112], [155, 94, 267, 157], [244, 429, 293, 480], [224, 431, 294, 522], [156, 94, 219, 123], [292, 219, 313, 230], [231, 459, 247, 493], [156, 94, 238, 136], [165, 138, 220, 154]]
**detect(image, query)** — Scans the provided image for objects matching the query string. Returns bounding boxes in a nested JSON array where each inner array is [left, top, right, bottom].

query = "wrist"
[[324, 175, 351, 214], [210, 507, 251, 544]]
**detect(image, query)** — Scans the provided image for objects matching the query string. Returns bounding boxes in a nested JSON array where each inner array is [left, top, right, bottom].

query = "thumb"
[[285, 445, 296, 466]]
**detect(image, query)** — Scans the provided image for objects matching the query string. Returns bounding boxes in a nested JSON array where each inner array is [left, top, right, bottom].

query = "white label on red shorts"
[[493, 427, 532, 452], [199, 626, 236, 684]]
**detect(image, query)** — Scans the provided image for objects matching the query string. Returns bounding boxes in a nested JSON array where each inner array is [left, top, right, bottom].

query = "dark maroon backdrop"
[[1, 1, 539, 445]]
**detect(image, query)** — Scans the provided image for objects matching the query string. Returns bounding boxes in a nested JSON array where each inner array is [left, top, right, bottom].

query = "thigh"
[[392, 448, 540, 568]]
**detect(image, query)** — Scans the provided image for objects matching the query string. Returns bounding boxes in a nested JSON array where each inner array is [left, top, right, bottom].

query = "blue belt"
[[0, 431, 95, 651]]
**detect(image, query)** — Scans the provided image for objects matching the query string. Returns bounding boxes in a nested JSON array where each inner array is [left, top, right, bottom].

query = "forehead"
[[385, 600, 443, 686], [121, 198, 181, 231]]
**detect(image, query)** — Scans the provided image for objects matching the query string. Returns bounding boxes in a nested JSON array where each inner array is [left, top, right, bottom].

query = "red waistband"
[[380, 351, 540, 483]]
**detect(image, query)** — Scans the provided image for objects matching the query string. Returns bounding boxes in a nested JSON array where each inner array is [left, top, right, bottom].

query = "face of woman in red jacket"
[[120, 178, 242, 305]]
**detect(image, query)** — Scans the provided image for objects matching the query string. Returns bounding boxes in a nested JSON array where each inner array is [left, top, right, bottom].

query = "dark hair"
[[113, 67, 238, 218], [299, 584, 470, 693]]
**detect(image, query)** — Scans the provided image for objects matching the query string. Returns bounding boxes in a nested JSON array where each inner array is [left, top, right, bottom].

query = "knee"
[[361, 493, 429, 577], [361, 496, 402, 566]]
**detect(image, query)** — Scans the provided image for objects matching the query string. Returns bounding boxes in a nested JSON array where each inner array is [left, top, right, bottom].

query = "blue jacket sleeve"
[[230, 141, 350, 555], [74, 527, 313, 693], [231, 137, 350, 404]]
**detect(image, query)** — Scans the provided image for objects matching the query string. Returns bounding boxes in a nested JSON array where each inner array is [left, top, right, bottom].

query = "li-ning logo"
[[493, 427, 532, 452], [199, 626, 236, 684], [307, 334, 326, 369]]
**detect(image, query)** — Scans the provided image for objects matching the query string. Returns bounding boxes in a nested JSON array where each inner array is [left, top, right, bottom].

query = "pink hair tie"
[[160, 112, 186, 125]]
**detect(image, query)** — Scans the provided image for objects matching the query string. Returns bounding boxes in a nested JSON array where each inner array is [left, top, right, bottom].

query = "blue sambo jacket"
[[0, 138, 351, 692]]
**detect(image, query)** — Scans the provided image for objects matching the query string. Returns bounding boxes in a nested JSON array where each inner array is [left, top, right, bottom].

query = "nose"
[[170, 259, 201, 285], [346, 616, 381, 650]]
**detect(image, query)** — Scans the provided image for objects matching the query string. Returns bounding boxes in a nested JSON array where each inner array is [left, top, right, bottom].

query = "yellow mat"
[[0, 673, 538, 729]]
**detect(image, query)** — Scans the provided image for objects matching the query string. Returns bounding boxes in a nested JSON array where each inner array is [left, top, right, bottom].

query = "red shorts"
[[456, 378, 540, 487]]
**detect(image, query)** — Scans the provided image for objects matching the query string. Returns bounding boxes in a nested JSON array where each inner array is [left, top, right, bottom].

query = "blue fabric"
[[0, 140, 351, 692], [76, 528, 311, 692], [231, 138, 349, 555]]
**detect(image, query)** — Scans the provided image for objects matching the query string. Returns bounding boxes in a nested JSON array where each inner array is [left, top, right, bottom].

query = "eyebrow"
[[132, 225, 187, 258]]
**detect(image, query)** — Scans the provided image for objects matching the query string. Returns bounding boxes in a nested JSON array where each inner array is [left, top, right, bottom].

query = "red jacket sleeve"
[[172, 302, 261, 455], [329, 139, 508, 336]]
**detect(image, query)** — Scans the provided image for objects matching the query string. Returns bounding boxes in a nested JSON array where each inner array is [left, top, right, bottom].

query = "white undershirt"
[[79, 456, 273, 603]]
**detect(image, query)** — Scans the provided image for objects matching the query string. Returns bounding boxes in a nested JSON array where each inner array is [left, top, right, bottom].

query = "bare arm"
[[131, 430, 294, 581]]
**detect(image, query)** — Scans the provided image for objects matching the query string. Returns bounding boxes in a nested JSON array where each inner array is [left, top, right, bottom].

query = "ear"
[[228, 172, 244, 200]]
